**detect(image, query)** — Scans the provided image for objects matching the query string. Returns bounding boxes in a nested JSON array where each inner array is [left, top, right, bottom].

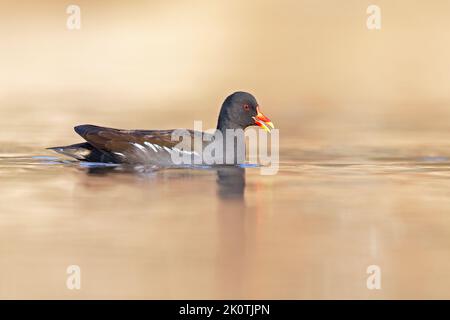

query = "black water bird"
[[49, 92, 274, 165]]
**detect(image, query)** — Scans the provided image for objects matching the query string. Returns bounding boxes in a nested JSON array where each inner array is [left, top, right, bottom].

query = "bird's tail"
[[47, 142, 96, 160]]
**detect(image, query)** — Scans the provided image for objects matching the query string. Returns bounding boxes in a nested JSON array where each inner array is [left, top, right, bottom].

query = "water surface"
[[2, 133, 450, 299]]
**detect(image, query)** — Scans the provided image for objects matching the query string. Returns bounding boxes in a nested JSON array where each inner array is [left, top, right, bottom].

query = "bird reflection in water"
[[80, 163, 246, 201], [215, 166, 248, 297], [216, 166, 246, 200], [77, 162, 249, 297]]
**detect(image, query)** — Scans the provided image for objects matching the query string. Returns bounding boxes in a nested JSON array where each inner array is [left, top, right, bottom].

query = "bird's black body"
[[49, 92, 273, 165]]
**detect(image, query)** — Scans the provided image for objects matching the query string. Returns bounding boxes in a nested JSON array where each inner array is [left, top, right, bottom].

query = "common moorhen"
[[48, 91, 274, 165]]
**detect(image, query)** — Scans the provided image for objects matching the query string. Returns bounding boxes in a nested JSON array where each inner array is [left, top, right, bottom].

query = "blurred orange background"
[[2, 1, 450, 299], [1, 0, 450, 140]]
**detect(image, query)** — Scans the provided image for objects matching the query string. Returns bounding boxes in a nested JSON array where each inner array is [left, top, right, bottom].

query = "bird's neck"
[[216, 113, 241, 132], [215, 112, 246, 165], [217, 121, 240, 133]]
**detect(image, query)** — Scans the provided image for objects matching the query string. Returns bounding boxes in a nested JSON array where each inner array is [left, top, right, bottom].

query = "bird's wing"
[[74, 124, 204, 164]]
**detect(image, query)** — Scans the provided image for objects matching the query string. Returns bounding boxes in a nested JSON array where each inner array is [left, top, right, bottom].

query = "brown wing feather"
[[74, 125, 201, 164]]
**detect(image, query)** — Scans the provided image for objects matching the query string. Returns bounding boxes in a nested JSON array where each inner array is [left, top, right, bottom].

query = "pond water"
[[2, 0, 450, 300], [2, 126, 450, 299]]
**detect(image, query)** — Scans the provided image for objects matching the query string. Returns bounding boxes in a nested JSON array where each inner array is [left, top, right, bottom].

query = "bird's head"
[[217, 91, 274, 132]]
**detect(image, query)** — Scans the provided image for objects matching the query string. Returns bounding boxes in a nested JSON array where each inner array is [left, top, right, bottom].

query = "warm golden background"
[[2, 0, 450, 138], [2, 0, 450, 300]]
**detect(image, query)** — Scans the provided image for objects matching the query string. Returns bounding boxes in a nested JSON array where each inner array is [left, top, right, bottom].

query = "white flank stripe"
[[132, 143, 146, 152], [144, 142, 158, 152]]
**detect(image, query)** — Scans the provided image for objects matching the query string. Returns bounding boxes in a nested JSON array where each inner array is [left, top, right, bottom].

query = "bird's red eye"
[[243, 104, 250, 111]]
